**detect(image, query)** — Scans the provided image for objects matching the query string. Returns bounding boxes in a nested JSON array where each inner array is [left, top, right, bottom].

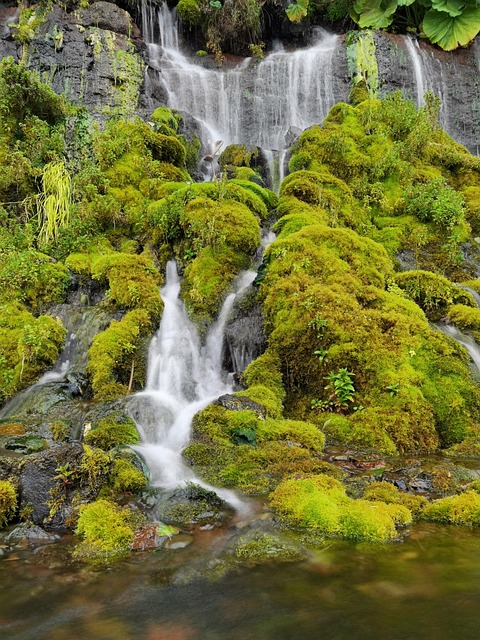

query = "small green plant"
[[312, 369, 356, 414], [385, 383, 399, 398], [54, 462, 75, 486]]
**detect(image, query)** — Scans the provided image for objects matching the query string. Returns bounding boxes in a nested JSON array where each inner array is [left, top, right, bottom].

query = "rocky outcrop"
[[0, 1, 145, 116]]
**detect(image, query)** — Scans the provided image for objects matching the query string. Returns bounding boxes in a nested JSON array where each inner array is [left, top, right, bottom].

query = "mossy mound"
[[0, 302, 66, 405], [423, 491, 480, 527], [84, 414, 140, 451], [74, 498, 142, 563], [270, 474, 411, 542], [0, 479, 17, 528]]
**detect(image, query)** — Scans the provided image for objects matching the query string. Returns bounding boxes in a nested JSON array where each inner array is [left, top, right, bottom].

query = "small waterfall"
[[131, 261, 256, 510], [437, 322, 480, 373], [403, 35, 449, 130], [141, 1, 342, 181]]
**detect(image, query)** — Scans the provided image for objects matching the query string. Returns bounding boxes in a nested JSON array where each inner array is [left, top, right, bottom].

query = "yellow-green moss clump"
[[0, 302, 65, 404], [423, 491, 480, 527], [74, 499, 139, 563], [184, 404, 330, 496], [110, 458, 148, 493], [84, 415, 140, 451], [270, 475, 411, 541], [0, 479, 17, 528], [363, 481, 427, 516]]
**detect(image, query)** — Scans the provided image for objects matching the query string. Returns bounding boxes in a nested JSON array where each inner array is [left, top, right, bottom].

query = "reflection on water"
[[1, 522, 480, 640]]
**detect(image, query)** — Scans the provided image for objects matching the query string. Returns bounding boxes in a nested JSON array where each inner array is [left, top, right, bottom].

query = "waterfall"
[[130, 261, 256, 509], [437, 322, 480, 373], [403, 35, 449, 130], [141, 1, 342, 180]]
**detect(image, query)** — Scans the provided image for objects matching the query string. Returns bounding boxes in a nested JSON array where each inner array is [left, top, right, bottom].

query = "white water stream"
[[131, 261, 255, 509], [403, 35, 449, 131], [141, 1, 341, 186]]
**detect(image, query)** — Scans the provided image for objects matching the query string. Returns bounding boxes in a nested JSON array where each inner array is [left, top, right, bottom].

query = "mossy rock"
[[0, 479, 17, 528], [270, 474, 411, 541], [423, 490, 480, 527], [74, 499, 141, 563], [84, 415, 140, 451]]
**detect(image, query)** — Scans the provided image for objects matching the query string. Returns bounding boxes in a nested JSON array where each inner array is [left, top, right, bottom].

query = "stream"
[[1, 521, 480, 640]]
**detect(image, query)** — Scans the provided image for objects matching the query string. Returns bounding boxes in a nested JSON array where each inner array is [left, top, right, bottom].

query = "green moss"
[[270, 474, 410, 541], [233, 533, 301, 563], [177, 0, 202, 27], [363, 481, 427, 516], [219, 144, 253, 169], [0, 249, 70, 311], [0, 479, 17, 528], [87, 309, 152, 400], [74, 499, 137, 562], [90, 251, 162, 320], [84, 415, 140, 451], [257, 418, 325, 451], [110, 458, 148, 493], [151, 107, 179, 135], [423, 491, 480, 527], [0, 302, 65, 404], [236, 385, 283, 418], [447, 304, 480, 331], [395, 271, 474, 319], [181, 245, 250, 325]]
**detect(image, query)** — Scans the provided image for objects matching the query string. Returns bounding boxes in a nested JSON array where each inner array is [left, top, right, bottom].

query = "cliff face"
[[1, 1, 479, 153], [0, 1, 146, 117]]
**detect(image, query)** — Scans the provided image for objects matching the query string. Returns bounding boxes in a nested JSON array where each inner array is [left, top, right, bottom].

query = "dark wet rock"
[[214, 394, 266, 419], [151, 483, 233, 528], [78, 1, 132, 36], [3, 523, 59, 546], [17, 442, 102, 528], [224, 303, 266, 376]]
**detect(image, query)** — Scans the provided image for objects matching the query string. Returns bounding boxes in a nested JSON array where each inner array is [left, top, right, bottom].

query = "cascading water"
[[437, 322, 480, 373], [403, 35, 449, 131], [141, 1, 343, 187], [130, 261, 255, 510]]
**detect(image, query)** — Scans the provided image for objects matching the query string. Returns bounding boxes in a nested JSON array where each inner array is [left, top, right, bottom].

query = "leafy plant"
[[37, 161, 72, 246], [312, 368, 356, 413], [286, 0, 310, 23]]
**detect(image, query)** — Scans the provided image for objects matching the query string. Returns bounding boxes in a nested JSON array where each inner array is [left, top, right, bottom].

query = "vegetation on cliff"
[[2, 13, 480, 557]]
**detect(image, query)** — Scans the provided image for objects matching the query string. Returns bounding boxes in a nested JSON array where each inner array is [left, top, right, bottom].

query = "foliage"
[[350, 1, 480, 51], [0, 479, 17, 528], [312, 368, 356, 414], [37, 161, 73, 246], [84, 415, 140, 450]]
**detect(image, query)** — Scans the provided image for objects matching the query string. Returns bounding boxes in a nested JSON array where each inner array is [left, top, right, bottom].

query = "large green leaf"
[[353, 0, 398, 28], [423, 6, 480, 49], [397, 0, 416, 5], [431, 0, 466, 16], [286, 0, 309, 23]]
